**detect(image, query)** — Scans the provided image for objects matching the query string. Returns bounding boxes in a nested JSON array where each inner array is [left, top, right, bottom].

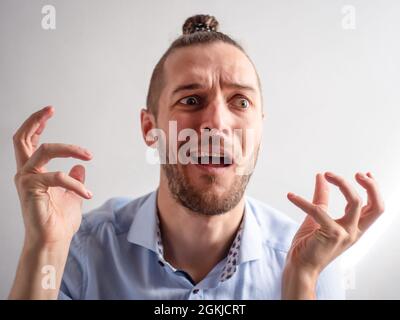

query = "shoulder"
[[73, 191, 155, 244], [245, 195, 299, 253]]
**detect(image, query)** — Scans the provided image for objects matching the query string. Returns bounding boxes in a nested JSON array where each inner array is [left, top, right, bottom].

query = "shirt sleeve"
[[315, 258, 346, 300], [57, 232, 87, 300]]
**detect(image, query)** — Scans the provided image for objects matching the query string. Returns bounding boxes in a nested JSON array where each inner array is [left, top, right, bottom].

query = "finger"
[[287, 192, 334, 227], [355, 172, 382, 209], [324, 172, 362, 226], [68, 165, 86, 184], [35, 171, 92, 199], [23, 143, 92, 173], [355, 172, 385, 232], [66, 165, 89, 199], [13, 106, 54, 170], [312, 173, 329, 210]]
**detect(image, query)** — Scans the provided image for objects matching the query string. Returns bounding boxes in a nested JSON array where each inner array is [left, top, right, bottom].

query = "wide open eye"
[[231, 96, 250, 109], [179, 96, 201, 106]]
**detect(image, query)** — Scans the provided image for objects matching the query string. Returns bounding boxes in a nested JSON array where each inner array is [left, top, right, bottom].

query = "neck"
[[157, 177, 245, 284]]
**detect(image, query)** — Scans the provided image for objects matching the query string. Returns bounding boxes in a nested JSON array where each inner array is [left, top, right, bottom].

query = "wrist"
[[282, 263, 319, 300], [21, 236, 71, 274], [9, 236, 71, 300], [23, 233, 72, 254]]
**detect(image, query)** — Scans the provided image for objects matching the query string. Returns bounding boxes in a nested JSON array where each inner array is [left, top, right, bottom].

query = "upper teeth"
[[189, 152, 232, 164], [191, 152, 227, 157]]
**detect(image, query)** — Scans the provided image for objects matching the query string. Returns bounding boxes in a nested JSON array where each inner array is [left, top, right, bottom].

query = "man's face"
[[153, 41, 263, 215]]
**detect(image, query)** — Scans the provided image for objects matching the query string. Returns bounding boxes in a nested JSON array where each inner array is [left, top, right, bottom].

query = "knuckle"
[[16, 174, 32, 189], [312, 206, 326, 218], [12, 132, 20, 144], [12, 133, 26, 148], [13, 172, 22, 186], [344, 227, 359, 245], [314, 206, 325, 216], [38, 143, 51, 157], [331, 227, 347, 241], [54, 171, 66, 181], [40, 143, 50, 152], [32, 112, 42, 122], [377, 201, 385, 214], [348, 232, 358, 244], [351, 196, 363, 208]]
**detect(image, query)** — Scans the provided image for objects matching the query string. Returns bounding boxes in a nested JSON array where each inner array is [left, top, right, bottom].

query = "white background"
[[1, 0, 399, 299]]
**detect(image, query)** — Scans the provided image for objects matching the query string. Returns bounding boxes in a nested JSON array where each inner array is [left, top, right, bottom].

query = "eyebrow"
[[171, 82, 257, 96], [172, 83, 204, 95]]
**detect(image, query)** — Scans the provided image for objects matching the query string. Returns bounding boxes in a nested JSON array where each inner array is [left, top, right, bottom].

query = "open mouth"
[[189, 152, 233, 168]]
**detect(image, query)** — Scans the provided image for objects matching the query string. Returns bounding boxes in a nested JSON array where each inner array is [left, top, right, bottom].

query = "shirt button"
[[192, 289, 199, 294]]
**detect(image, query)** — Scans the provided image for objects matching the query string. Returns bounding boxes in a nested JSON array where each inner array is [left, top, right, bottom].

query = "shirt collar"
[[126, 190, 264, 266], [126, 190, 160, 254], [237, 197, 264, 263]]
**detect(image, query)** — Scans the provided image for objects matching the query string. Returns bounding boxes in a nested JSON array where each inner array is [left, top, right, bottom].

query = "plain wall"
[[1, 0, 399, 299]]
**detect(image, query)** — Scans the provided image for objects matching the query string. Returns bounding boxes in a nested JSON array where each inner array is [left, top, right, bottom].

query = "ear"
[[140, 108, 157, 147]]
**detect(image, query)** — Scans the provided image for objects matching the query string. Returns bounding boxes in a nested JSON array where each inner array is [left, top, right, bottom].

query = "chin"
[[163, 162, 250, 215]]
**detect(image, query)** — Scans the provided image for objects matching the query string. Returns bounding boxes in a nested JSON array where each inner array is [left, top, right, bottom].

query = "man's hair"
[[146, 14, 261, 116]]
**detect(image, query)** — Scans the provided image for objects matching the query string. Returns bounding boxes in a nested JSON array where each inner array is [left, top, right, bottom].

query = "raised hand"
[[13, 106, 93, 246], [9, 106, 93, 299], [282, 172, 384, 299]]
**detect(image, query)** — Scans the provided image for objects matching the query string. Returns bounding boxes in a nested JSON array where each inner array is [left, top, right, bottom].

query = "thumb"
[[66, 165, 91, 201], [68, 164, 86, 184]]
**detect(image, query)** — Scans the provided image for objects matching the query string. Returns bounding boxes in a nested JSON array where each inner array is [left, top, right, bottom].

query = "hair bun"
[[182, 14, 219, 35]]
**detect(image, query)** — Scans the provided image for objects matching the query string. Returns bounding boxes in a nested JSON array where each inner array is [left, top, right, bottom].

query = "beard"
[[162, 146, 259, 216]]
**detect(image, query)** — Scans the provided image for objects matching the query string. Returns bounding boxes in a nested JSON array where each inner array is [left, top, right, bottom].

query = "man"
[[9, 14, 384, 299]]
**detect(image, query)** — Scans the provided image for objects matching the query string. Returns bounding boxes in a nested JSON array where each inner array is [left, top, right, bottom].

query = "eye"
[[232, 96, 251, 109], [179, 96, 201, 106]]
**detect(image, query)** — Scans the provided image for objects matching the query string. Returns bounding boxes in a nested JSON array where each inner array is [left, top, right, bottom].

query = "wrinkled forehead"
[[162, 42, 260, 93]]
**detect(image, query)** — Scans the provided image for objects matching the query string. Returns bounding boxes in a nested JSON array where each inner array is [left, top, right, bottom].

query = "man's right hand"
[[9, 106, 93, 299], [13, 106, 93, 247]]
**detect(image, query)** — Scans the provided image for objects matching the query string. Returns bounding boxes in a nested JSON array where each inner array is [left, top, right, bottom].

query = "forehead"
[[162, 42, 259, 89]]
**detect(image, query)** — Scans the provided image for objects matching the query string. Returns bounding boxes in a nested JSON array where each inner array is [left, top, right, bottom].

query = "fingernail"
[[325, 172, 334, 178], [358, 172, 366, 180], [87, 191, 93, 198], [84, 149, 92, 157], [43, 106, 53, 112], [288, 192, 296, 198]]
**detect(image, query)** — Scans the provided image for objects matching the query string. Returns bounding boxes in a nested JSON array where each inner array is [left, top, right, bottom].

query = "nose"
[[199, 96, 232, 136]]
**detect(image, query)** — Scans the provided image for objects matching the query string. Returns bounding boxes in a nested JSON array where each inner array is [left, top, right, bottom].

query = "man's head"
[[141, 14, 264, 215]]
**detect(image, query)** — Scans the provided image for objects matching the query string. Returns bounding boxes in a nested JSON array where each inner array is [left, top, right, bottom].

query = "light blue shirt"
[[59, 190, 345, 299]]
